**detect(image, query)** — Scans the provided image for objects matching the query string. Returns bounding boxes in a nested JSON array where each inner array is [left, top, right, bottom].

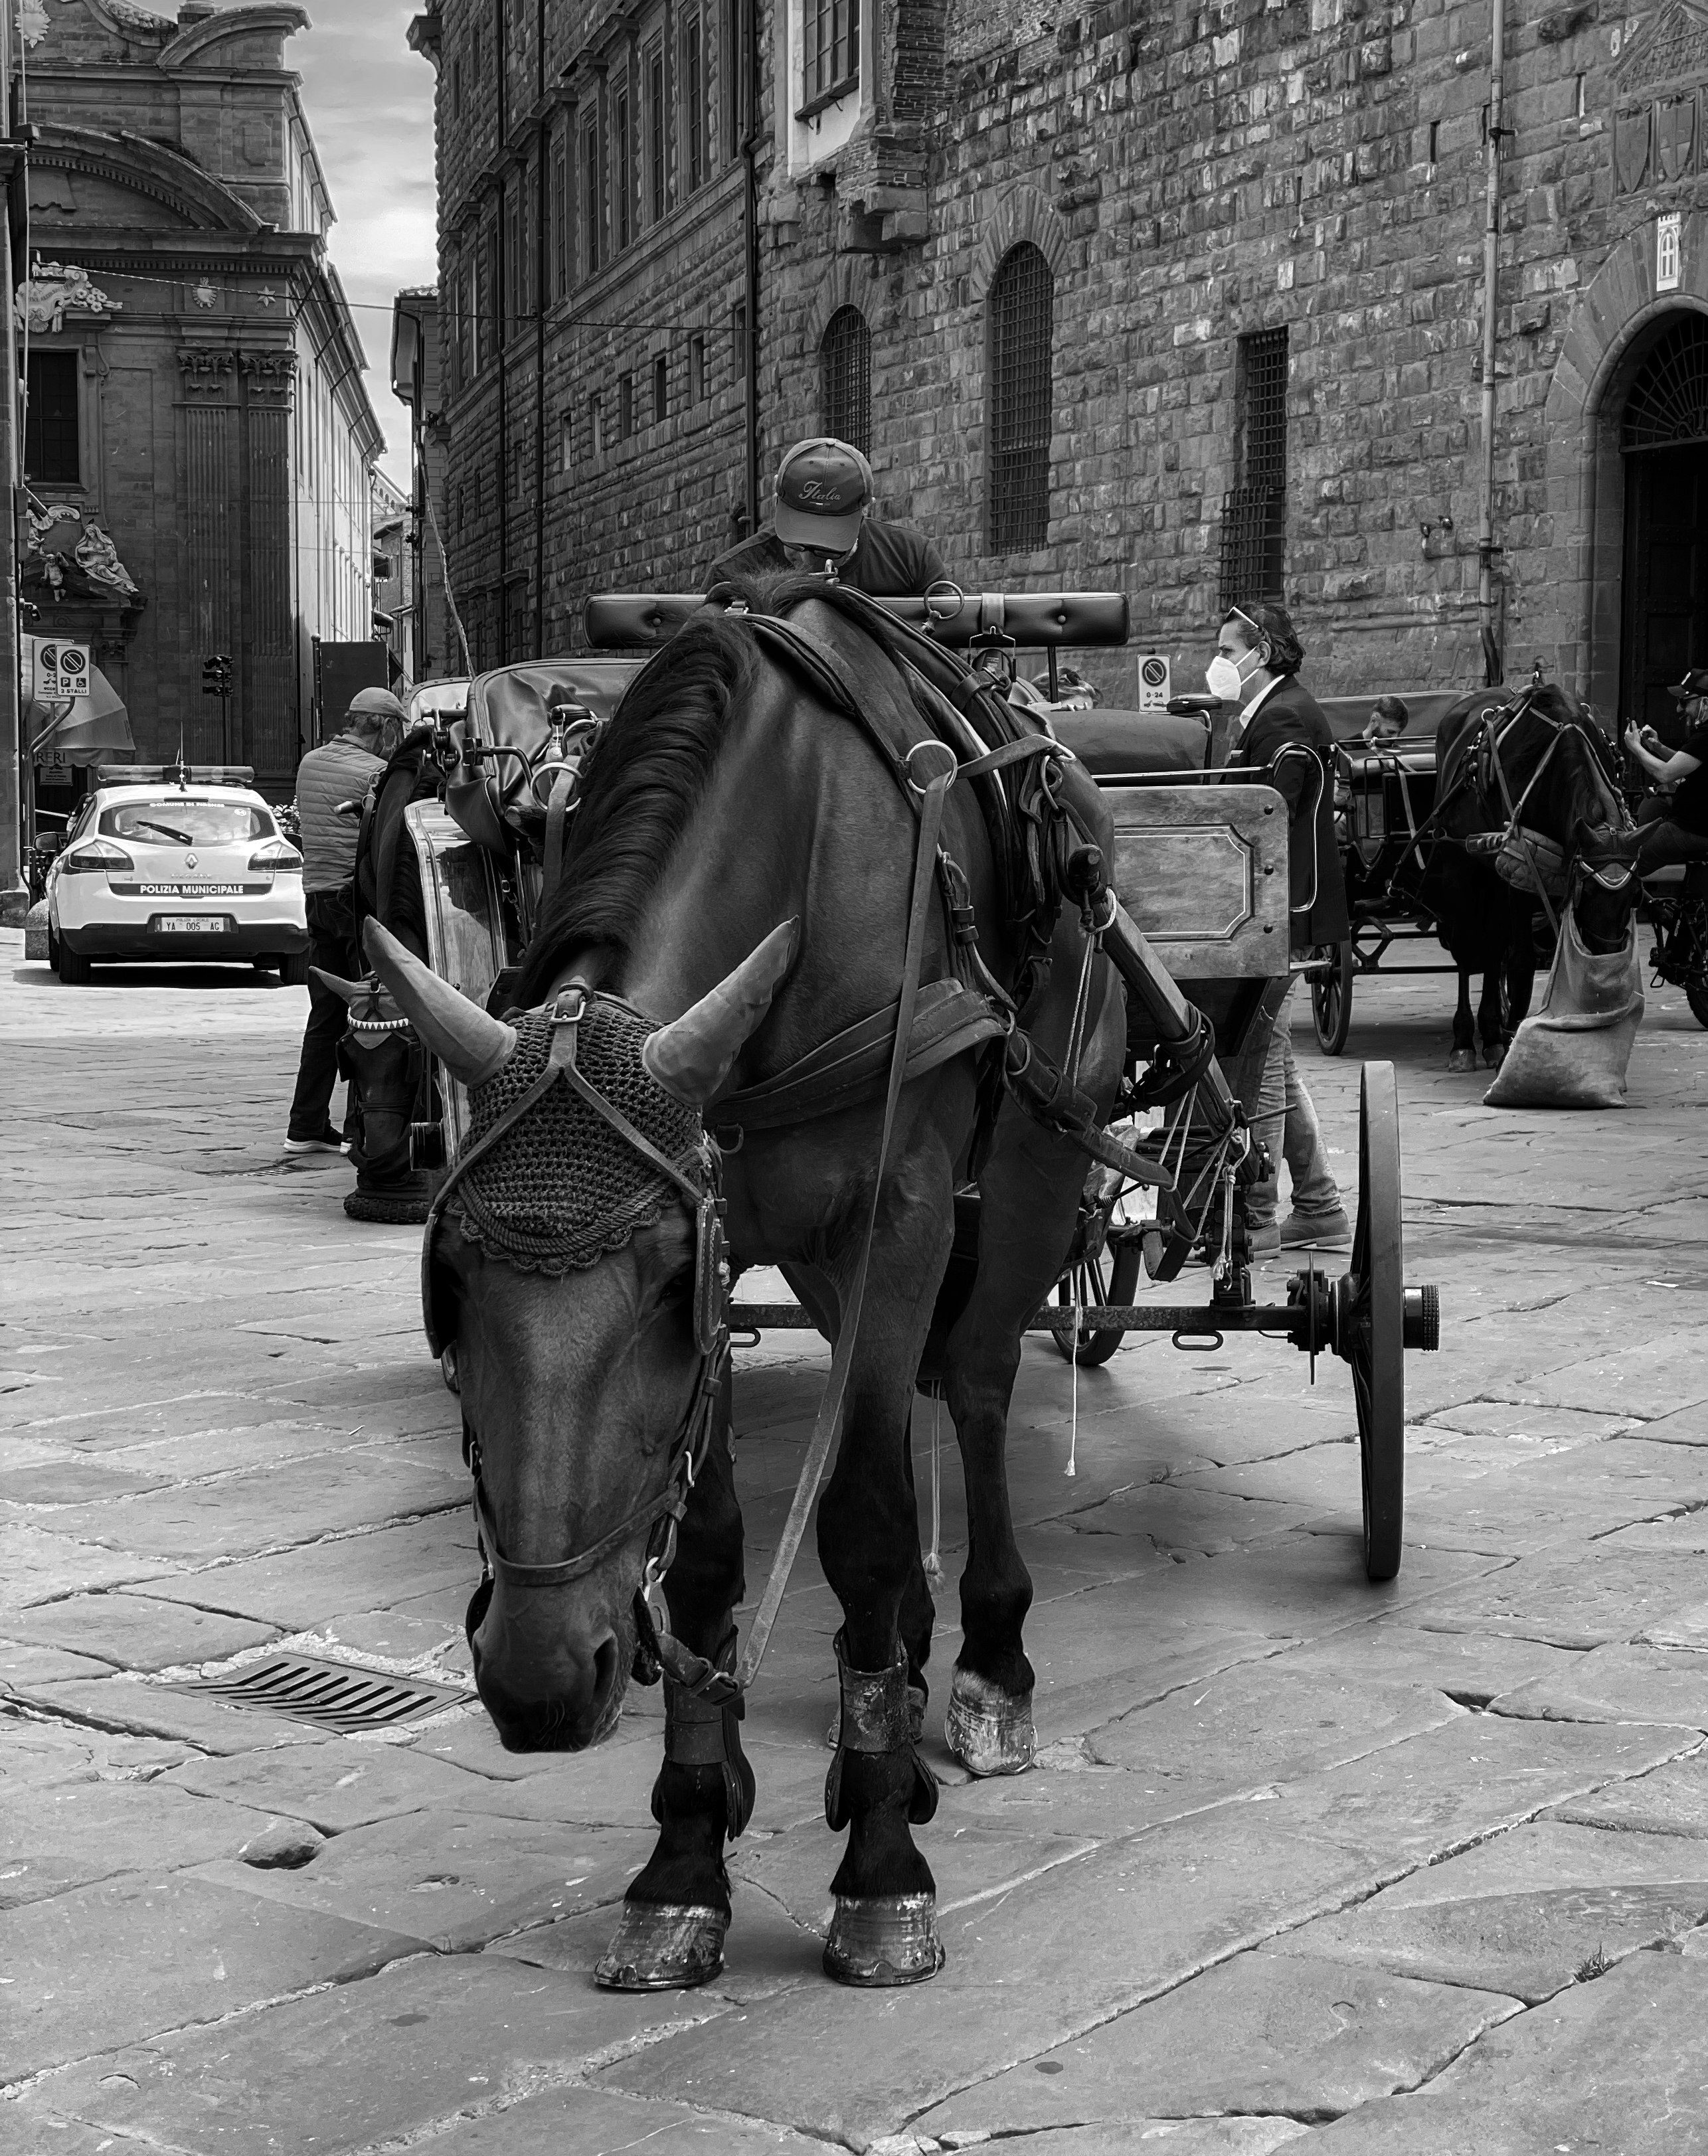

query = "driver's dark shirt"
[[1673, 714, 1708, 832], [706, 521, 947, 598]]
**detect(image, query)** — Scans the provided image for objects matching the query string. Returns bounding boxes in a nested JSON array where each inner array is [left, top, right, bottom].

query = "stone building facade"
[[23, 0, 383, 796], [416, 0, 1708, 718]]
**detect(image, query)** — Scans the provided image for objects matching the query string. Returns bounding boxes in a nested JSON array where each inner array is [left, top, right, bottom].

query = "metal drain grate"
[[180, 1654, 466, 1734]]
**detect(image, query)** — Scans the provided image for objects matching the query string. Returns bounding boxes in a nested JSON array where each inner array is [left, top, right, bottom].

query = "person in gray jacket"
[[284, 687, 401, 1152]]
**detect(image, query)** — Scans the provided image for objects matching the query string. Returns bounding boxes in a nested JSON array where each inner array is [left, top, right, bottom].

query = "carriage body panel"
[[1104, 781, 1290, 979], [404, 800, 515, 1153]]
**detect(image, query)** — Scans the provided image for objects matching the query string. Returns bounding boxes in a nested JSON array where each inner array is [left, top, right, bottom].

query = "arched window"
[[987, 243, 1053, 554], [1624, 315, 1708, 448], [820, 305, 871, 455]]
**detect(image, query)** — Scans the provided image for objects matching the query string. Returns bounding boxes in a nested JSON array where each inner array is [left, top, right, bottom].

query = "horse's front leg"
[[1448, 966, 1478, 1072], [1477, 967, 1508, 1068], [818, 1157, 954, 1987], [595, 1382, 752, 1992]]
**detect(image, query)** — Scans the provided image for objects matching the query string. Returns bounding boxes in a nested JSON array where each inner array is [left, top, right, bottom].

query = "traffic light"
[[201, 655, 234, 698]]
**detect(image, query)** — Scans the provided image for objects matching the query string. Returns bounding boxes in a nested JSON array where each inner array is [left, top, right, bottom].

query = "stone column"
[[238, 350, 297, 789], [177, 348, 238, 766]]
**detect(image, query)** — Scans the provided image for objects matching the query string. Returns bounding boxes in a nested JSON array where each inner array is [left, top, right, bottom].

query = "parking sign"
[[39, 641, 92, 700], [1136, 655, 1171, 712]]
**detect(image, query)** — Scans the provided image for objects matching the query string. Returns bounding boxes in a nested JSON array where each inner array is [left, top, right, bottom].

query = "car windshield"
[[100, 800, 272, 846]]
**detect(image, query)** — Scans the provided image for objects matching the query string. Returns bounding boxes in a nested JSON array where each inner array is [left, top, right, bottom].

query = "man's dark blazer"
[[1223, 673, 1351, 950]]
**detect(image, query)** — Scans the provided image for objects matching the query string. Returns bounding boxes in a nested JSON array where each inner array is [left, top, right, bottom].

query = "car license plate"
[[154, 916, 231, 934]]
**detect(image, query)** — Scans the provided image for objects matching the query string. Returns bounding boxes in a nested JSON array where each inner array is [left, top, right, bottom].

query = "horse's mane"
[[514, 577, 912, 1004], [515, 610, 757, 1002]]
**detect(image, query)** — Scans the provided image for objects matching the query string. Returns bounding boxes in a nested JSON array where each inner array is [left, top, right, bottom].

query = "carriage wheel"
[[1049, 1242, 1142, 1367], [1339, 1062, 1405, 1581], [1311, 941, 1355, 1056]]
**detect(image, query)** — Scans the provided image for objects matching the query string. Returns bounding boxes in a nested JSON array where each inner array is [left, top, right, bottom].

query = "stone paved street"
[[3, 928, 1707, 2153]]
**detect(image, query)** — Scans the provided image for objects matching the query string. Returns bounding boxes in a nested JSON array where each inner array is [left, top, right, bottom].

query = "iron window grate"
[[179, 1654, 466, 1734], [1240, 327, 1289, 489], [1221, 329, 1290, 607], [821, 305, 872, 456], [1624, 315, 1708, 449], [1219, 482, 1287, 610], [988, 243, 1053, 555]]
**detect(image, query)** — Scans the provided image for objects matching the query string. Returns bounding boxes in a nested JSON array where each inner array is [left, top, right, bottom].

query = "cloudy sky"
[[295, 1, 438, 484]]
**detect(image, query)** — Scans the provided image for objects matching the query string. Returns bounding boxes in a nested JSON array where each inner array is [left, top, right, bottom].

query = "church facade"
[[22, 0, 383, 795], [418, 0, 1708, 714]]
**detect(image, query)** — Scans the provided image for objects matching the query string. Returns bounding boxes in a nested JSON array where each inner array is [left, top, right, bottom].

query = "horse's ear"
[[643, 920, 800, 1109], [310, 969, 369, 1005], [363, 919, 518, 1088]]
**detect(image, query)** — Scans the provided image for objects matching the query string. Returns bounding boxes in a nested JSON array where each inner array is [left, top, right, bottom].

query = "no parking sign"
[[1136, 654, 1171, 711], [37, 641, 91, 700]]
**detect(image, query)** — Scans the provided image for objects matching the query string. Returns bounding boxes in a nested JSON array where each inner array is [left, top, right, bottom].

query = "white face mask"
[[1205, 650, 1252, 703]]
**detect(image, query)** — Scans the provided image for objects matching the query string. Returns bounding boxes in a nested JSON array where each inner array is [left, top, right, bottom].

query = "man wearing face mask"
[[1208, 601, 1352, 1254]]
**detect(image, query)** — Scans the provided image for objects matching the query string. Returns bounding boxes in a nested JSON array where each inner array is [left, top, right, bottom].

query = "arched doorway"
[[1622, 313, 1708, 738]]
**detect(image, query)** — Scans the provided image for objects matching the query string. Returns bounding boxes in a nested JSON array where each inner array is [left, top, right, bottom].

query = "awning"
[[28, 660, 135, 768]]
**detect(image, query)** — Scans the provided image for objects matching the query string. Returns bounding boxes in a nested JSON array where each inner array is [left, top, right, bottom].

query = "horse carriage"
[[346, 575, 1444, 1993]]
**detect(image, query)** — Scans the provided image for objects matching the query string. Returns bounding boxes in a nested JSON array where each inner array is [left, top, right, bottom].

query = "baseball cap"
[[774, 438, 872, 552], [347, 685, 407, 720]]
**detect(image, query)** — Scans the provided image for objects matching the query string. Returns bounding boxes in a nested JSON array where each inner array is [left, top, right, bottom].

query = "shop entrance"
[[1621, 315, 1708, 741]]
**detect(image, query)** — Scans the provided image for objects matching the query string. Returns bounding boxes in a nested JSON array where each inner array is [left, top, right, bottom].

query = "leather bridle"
[[426, 983, 732, 1656]]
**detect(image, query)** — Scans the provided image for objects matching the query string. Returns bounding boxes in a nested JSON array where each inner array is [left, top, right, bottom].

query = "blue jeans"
[[1248, 983, 1341, 1229]]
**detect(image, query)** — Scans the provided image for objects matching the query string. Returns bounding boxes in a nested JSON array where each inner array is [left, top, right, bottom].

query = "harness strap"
[[733, 765, 955, 1696], [714, 978, 1005, 1132], [542, 767, 574, 908], [470, 1469, 683, 1590]]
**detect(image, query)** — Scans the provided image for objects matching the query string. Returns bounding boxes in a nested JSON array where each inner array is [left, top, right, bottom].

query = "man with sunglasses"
[[1209, 600, 1351, 1254]]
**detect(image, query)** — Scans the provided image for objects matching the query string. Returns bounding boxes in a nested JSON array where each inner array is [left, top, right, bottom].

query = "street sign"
[[39, 641, 91, 700], [1137, 654, 1171, 712]]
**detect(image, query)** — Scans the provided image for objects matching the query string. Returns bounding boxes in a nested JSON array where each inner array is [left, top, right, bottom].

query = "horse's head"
[[365, 918, 795, 1752], [313, 969, 424, 1181]]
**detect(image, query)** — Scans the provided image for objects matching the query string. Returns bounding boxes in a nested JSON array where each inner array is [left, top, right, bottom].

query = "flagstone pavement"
[[2, 926, 1706, 2154]]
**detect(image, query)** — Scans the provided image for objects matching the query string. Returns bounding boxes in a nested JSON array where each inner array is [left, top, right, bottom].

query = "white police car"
[[46, 766, 309, 985]]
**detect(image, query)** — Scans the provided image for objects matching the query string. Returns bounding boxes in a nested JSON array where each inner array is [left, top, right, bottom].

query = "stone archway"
[[1544, 219, 1708, 714]]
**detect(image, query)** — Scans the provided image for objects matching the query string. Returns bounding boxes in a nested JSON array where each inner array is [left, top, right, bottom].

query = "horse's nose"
[[470, 1603, 621, 1751]]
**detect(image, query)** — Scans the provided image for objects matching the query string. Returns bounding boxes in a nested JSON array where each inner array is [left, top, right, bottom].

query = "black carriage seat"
[[1316, 689, 1481, 748], [446, 657, 644, 856], [1049, 708, 1211, 779]]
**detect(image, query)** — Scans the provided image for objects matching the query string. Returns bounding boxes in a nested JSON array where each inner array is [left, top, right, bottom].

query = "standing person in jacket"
[[283, 687, 401, 1152], [705, 438, 948, 598], [1209, 601, 1353, 1253]]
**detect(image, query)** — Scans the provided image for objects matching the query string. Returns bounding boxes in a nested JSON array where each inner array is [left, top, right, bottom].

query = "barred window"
[[549, 125, 568, 300], [619, 371, 636, 438], [1219, 328, 1288, 608], [987, 244, 1052, 555], [689, 333, 706, 404], [683, 7, 706, 193], [819, 306, 871, 456], [653, 351, 669, 424], [613, 78, 632, 253], [581, 120, 602, 278], [647, 42, 667, 223], [801, 0, 859, 110]]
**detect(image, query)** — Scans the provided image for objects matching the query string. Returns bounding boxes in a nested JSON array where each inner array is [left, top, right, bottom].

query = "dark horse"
[[365, 580, 1125, 1991], [1431, 683, 1636, 1070]]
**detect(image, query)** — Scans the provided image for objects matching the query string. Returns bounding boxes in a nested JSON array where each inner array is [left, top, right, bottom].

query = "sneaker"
[[284, 1129, 348, 1155], [1280, 1208, 1351, 1248], [1248, 1222, 1280, 1256]]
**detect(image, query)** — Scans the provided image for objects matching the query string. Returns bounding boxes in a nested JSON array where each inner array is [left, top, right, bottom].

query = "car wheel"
[[54, 934, 92, 985], [279, 952, 311, 985]]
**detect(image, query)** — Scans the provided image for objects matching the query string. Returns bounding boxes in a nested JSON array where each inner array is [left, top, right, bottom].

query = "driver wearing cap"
[[1624, 669, 1708, 874], [705, 438, 948, 598]]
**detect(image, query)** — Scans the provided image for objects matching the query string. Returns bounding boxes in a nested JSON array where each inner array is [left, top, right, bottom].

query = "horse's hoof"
[[827, 1684, 925, 1750], [1446, 1049, 1478, 1074], [1483, 1043, 1505, 1069], [945, 1671, 1035, 1777], [593, 1902, 726, 1991], [823, 1893, 945, 1986]]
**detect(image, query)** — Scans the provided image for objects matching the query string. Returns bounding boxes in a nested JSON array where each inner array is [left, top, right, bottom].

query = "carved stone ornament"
[[74, 521, 140, 600], [1659, 92, 1698, 181], [14, 260, 122, 336], [1616, 103, 1654, 193], [177, 347, 236, 392], [16, 1, 48, 45], [1618, 1, 1708, 95], [239, 349, 298, 405]]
